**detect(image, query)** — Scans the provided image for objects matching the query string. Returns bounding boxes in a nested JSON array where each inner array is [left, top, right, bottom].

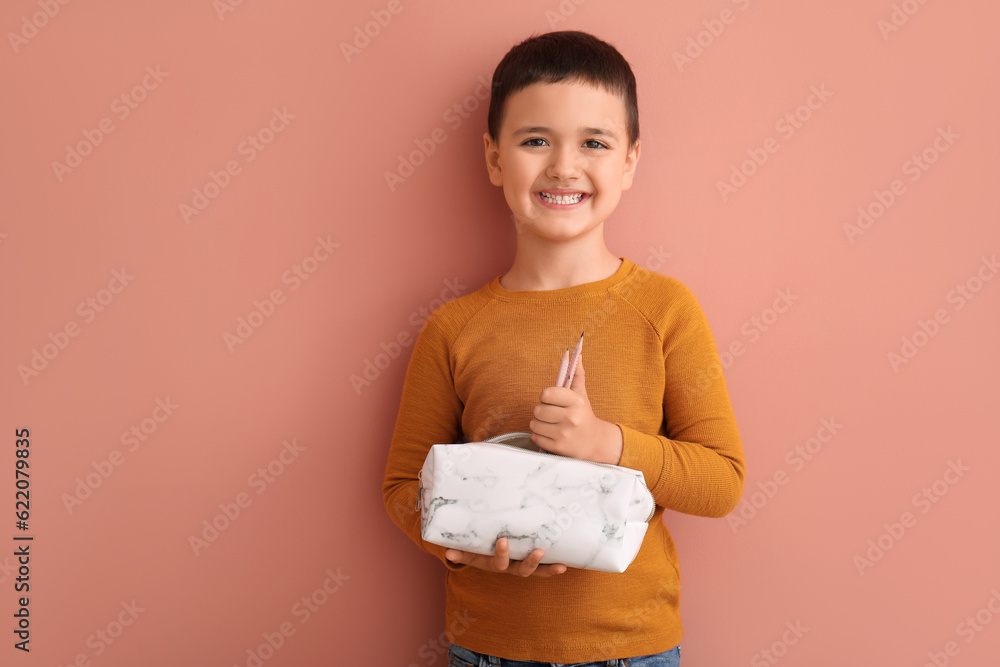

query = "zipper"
[[416, 433, 657, 522], [480, 432, 657, 521], [415, 469, 422, 512]]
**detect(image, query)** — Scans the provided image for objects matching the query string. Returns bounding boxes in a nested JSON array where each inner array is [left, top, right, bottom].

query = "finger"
[[537, 563, 568, 577], [538, 386, 575, 407], [445, 549, 465, 564], [517, 548, 546, 577], [529, 418, 555, 440], [493, 538, 511, 571], [530, 430, 553, 454], [529, 429, 556, 449], [532, 403, 561, 424]]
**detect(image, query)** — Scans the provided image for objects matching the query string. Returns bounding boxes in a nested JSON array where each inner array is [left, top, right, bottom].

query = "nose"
[[546, 144, 581, 181]]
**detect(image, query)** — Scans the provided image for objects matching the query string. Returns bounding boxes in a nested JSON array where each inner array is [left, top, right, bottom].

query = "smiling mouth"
[[537, 191, 588, 205]]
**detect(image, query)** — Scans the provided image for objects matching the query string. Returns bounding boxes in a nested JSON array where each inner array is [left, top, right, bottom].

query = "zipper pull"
[[415, 469, 422, 512]]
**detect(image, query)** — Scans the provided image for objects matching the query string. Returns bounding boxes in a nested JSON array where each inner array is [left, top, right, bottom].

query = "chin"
[[524, 222, 602, 242]]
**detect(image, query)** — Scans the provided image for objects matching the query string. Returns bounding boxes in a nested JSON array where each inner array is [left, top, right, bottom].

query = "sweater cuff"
[[616, 423, 667, 491]]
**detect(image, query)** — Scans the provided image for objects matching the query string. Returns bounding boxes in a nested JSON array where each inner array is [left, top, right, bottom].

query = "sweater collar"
[[487, 258, 637, 302]]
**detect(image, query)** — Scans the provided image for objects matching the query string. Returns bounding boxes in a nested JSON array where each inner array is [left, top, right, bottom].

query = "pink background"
[[2, 1, 999, 665]]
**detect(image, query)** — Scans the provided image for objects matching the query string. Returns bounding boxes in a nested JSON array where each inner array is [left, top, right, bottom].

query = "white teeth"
[[540, 192, 584, 205]]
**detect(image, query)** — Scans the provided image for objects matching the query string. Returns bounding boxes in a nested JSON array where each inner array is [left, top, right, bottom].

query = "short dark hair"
[[487, 30, 639, 148]]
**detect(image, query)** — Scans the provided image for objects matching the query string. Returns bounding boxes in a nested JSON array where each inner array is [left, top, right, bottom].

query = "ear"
[[620, 139, 641, 191], [483, 131, 504, 187]]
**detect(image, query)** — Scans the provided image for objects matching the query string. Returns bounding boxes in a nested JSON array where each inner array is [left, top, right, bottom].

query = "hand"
[[444, 538, 568, 577], [530, 355, 624, 465]]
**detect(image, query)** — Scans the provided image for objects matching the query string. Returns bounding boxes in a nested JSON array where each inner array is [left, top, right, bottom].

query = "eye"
[[584, 139, 608, 149], [521, 137, 548, 147]]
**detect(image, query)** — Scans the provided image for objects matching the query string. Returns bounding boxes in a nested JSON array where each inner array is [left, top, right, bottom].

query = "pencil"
[[564, 332, 584, 387], [555, 347, 570, 387]]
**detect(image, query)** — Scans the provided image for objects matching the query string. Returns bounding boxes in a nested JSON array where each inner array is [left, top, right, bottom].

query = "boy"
[[382, 30, 745, 665]]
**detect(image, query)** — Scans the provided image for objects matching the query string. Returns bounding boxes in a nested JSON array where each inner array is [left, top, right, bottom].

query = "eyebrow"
[[512, 126, 618, 139]]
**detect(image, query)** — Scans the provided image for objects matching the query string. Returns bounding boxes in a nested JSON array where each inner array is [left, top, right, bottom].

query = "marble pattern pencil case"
[[418, 432, 655, 573]]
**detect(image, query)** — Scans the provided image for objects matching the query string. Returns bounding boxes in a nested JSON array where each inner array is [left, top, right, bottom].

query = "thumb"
[[569, 354, 587, 396]]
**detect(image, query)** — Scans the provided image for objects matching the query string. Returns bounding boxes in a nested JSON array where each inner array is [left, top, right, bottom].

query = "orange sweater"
[[382, 258, 745, 662]]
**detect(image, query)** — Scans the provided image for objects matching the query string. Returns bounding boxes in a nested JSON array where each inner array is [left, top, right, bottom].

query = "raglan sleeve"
[[616, 282, 746, 518], [381, 312, 469, 570]]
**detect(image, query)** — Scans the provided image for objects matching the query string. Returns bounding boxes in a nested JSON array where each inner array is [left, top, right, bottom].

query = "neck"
[[501, 236, 621, 291]]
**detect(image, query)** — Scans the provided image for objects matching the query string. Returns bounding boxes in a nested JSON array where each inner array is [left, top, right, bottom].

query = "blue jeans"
[[447, 643, 681, 667]]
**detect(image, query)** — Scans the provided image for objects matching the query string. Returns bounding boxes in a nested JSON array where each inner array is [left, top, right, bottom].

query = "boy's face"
[[483, 79, 639, 245]]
